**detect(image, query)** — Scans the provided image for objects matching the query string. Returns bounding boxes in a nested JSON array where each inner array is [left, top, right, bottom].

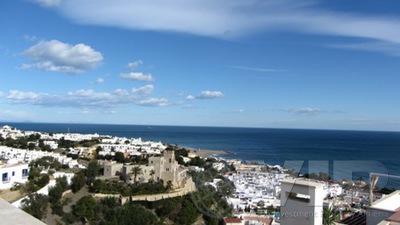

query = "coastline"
[[188, 148, 230, 158]]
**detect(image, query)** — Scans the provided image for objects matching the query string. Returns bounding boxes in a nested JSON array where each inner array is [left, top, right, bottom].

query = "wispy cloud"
[[0, 110, 33, 120], [38, 0, 400, 51], [128, 60, 143, 70], [132, 84, 154, 95], [232, 66, 284, 73], [186, 90, 224, 100], [120, 72, 154, 82], [22, 35, 37, 41], [30, 0, 61, 7], [95, 77, 104, 84], [4, 85, 169, 108], [327, 41, 400, 57], [280, 107, 324, 115], [21, 40, 103, 74]]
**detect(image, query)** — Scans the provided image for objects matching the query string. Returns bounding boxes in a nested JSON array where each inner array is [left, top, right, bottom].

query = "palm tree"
[[323, 206, 339, 225], [149, 169, 155, 181], [166, 180, 173, 191], [131, 166, 142, 183]]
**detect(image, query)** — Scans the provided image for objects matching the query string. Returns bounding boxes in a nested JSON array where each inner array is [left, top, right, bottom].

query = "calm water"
[[2, 122, 400, 188]]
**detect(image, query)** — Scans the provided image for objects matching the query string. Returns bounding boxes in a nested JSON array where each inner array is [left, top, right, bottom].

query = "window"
[[22, 169, 29, 177], [12, 171, 15, 176], [166, 168, 170, 171], [169, 159, 172, 163], [2, 173, 8, 182]]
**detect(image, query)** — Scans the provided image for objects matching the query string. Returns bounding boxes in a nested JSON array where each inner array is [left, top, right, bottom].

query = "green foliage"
[[85, 160, 101, 185], [304, 172, 332, 181], [323, 207, 339, 225], [62, 213, 77, 224], [21, 193, 49, 220], [175, 198, 199, 225], [190, 170, 233, 220], [26, 168, 50, 192], [73, 195, 96, 221], [117, 204, 159, 225], [51, 202, 64, 216], [49, 176, 70, 216], [114, 152, 126, 163], [49, 185, 63, 204], [90, 179, 169, 196], [37, 174, 50, 187], [131, 166, 143, 183], [71, 171, 86, 192], [56, 176, 69, 191], [58, 137, 76, 149], [189, 156, 207, 167], [30, 156, 63, 170]]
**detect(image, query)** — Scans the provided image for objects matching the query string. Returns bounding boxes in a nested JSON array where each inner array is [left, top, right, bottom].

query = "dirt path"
[[43, 187, 89, 225]]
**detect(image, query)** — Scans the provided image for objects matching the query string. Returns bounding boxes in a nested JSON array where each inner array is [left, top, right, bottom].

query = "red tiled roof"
[[244, 216, 272, 225], [224, 217, 242, 223], [388, 212, 400, 222]]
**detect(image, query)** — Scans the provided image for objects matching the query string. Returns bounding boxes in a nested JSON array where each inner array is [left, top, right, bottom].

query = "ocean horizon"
[[2, 122, 400, 189]]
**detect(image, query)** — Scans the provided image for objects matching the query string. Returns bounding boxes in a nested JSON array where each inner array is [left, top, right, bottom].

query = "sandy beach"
[[188, 149, 229, 158]]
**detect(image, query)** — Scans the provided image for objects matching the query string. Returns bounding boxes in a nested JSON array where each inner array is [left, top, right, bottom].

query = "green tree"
[[49, 185, 63, 204], [114, 152, 125, 163], [131, 166, 143, 183], [85, 160, 100, 186], [73, 195, 96, 221], [71, 172, 86, 192], [323, 207, 339, 225], [21, 193, 49, 220], [149, 169, 155, 181], [35, 174, 50, 189], [91, 179, 104, 193], [56, 176, 69, 191], [28, 142, 36, 150]]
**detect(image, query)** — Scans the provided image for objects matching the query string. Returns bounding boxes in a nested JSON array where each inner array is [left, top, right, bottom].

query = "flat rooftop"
[[281, 178, 326, 188], [371, 190, 400, 212], [0, 198, 46, 225]]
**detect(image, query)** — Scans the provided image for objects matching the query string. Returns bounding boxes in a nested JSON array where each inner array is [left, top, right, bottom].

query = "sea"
[[2, 122, 400, 189]]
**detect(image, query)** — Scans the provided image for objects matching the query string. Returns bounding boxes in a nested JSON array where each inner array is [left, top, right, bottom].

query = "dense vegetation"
[[90, 179, 170, 196], [21, 193, 49, 220]]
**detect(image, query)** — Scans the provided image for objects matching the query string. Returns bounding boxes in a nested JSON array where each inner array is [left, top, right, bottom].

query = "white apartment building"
[[367, 190, 400, 225], [0, 159, 29, 189], [280, 178, 325, 225]]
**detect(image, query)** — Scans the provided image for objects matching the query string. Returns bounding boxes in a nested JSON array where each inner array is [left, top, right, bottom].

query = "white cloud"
[[95, 77, 104, 84], [22, 40, 103, 74], [5, 88, 169, 108], [282, 107, 323, 115], [186, 95, 195, 100], [186, 91, 224, 100], [132, 85, 154, 95], [327, 41, 400, 57], [120, 72, 154, 82], [0, 92, 4, 97], [31, 0, 61, 7], [46, 0, 400, 45], [128, 60, 143, 70], [22, 35, 37, 41], [0, 110, 32, 120], [7, 90, 41, 101], [198, 90, 224, 99], [138, 98, 168, 107], [235, 109, 244, 113]]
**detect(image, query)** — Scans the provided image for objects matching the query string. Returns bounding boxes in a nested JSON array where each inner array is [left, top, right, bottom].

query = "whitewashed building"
[[0, 159, 29, 189]]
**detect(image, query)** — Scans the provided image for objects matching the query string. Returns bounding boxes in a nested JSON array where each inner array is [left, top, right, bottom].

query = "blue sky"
[[1, 0, 400, 131]]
